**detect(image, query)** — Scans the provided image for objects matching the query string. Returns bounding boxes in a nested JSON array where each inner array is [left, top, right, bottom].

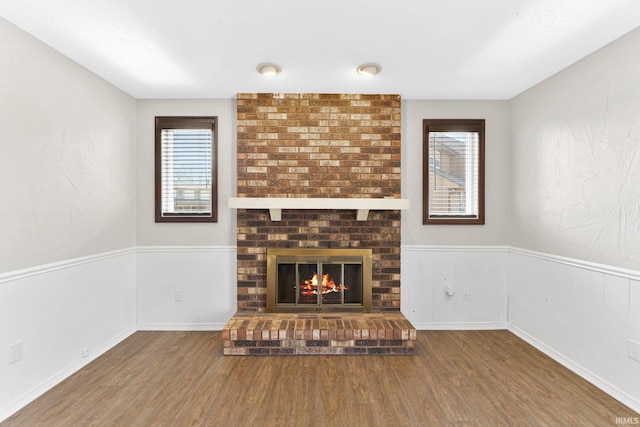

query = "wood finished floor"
[[3, 330, 637, 426]]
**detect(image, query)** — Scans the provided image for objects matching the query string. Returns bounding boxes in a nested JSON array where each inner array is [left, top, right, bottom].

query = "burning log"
[[299, 273, 347, 297]]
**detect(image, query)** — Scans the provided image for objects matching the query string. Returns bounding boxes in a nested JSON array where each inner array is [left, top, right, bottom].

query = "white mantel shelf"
[[228, 197, 410, 221]]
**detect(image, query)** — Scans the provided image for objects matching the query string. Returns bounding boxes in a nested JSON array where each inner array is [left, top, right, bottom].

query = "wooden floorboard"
[[2, 330, 637, 426]]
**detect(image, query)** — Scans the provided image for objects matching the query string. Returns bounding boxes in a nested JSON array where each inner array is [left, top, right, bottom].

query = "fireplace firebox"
[[266, 248, 372, 313]]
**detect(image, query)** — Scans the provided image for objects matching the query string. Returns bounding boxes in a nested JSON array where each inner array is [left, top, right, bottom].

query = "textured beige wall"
[[0, 18, 136, 273], [510, 27, 640, 270]]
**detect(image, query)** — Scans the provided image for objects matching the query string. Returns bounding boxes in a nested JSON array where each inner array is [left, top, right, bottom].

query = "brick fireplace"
[[223, 93, 415, 354], [235, 93, 402, 312]]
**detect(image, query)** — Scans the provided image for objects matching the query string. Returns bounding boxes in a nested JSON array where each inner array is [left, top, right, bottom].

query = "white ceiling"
[[2, 0, 640, 99]]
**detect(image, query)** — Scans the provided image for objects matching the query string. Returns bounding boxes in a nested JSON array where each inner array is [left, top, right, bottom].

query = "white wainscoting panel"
[[136, 246, 237, 330], [0, 249, 137, 422], [401, 246, 509, 330], [508, 248, 640, 413]]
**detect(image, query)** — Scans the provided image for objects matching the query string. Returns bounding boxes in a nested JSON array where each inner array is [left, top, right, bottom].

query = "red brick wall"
[[236, 93, 402, 312]]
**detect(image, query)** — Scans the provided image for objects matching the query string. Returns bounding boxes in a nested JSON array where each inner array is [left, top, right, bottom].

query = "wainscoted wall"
[[137, 246, 511, 332], [0, 249, 137, 422], [403, 245, 640, 412], [401, 246, 509, 330], [136, 246, 237, 330], [3, 246, 639, 420], [508, 248, 640, 412]]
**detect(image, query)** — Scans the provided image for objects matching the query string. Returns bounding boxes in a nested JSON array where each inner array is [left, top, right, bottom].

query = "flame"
[[299, 273, 347, 297]]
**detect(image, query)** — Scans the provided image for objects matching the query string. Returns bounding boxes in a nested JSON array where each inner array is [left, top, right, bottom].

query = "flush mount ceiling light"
[[357, 63, 381, 76], [257, 63, 281, 76]]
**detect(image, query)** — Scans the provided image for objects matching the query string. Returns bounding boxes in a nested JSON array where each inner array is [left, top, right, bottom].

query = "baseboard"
[[508, 324, 640, 413], [0, 327, 136, 423], [412, 322, 508, 331], [137, 323, 227, 331]]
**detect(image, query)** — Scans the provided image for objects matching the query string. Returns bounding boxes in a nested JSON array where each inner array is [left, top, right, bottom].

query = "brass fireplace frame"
[[266, 248, 373, 313]]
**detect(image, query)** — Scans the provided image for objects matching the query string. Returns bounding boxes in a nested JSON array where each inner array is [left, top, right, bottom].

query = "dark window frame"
[[155, 116, 218, 223], [423, 119, 485, 225]]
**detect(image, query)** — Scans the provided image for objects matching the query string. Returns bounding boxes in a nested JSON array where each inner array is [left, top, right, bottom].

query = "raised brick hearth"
[[222, 312, 416, 355]]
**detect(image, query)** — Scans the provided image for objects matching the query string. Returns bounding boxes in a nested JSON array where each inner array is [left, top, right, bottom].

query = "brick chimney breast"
[[236, 93, 402, 312]]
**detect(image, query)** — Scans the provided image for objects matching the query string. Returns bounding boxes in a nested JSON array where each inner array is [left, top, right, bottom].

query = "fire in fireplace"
[[266, 248, 372, 313]]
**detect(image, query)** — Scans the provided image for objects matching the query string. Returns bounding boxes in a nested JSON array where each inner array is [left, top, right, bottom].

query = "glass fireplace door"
[[267, 249, 372, 313]]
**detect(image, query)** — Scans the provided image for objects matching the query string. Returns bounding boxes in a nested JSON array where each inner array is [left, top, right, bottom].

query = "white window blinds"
[[428, 131, 479, 217], [161, 128, 212, 216]]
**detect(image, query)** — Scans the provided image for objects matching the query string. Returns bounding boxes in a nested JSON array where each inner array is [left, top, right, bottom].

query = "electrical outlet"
[[175, 289, 183, 302], [81, 348, 90, 358], [462, 288, 471, 300], [9, 342, 22, 364], [629, 339, 640, 363]]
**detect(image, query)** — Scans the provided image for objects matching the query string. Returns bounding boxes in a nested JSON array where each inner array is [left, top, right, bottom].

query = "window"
[[423, 119, 484, 224], [155, 117, 217, 222]]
